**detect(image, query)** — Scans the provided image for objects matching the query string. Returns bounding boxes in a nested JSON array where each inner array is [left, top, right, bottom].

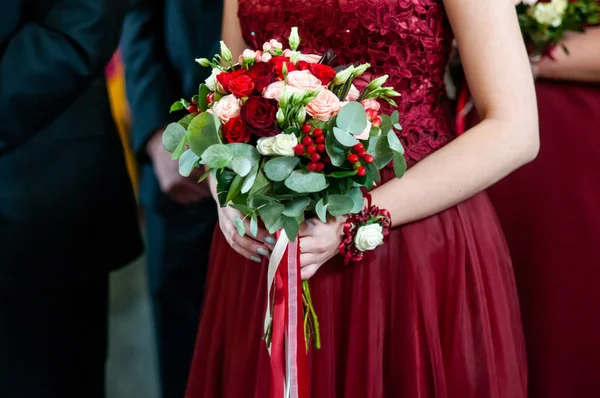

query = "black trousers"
[[0, 277, 109, 398], [143, 197, 217, 398]]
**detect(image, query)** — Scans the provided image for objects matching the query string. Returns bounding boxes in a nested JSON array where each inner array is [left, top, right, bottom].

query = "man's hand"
[[146, 129, 212, 204]]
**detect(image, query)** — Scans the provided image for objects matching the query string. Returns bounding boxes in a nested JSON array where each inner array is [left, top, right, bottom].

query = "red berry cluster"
[[293, 124, 329, 172], [347, 143, 373, 177], [187, 98, 201, 115]]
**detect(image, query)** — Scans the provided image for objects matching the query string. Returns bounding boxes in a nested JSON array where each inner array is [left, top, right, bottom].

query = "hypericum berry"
[[307, 145, 317, 155], [322, 155, 331, 163], [206, 92, 215, 104], [192, 99, 198, 105], [313, 128, 323, 137], [347, 154, 359, 164], [310, 153, 321, 163], [302, 124, 312, 134], [372, 116, 383, 128], [316, 163, 325, 172], [356, 148, 367, 157], [293, 144, 305, 156], [362, 154, 374, 164], [366, 109, 378, 121], [354, 161, 362, 169], [353, 143, 364, 152], [187, 105, 198, 114], [307, 162, 318, 172], [316, 144, 326, 153], [357, 166, 367, 177], [315, 136, 326, 144], [302, 136, 313, 146]]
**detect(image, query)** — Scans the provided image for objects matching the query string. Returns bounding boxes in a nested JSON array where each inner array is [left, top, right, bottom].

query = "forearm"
[[370, 118, 538, 227], [537, 27, 600, 83]]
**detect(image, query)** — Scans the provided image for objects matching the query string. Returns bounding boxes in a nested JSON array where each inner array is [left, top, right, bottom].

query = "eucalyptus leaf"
[[197, 168, 213, 183], [326, 128, 346, 167], [225, 174, 244, 204], [367, 162, 380, 183], [327, 170, 357, 178], [171, 135, 188, 160], [392, 152, 407, 179], [327, 194, 355, 216], [391, 110, 403, 130], [229, 204, 254, 215], [249, 194, 275, 209], [367, 136, 394, 169], [229, 144, 261, 193], [170, 101, 185, 113], [336, 102, 368, 135], [250, 214, 259, 237], [188, 112, 220, 156], [348, 187, 364, 213], [201, 144, 233, 169], [282, 196, 311, 217], [283, 216, 300, 241], [197, 84, 211, 112], [242, 171, 258, 195], [178, 149, 200, 177], [264, 157, 300, 182], [333, 127, 360, 147], [259, 202, 285, 231], [234, 216, 245, 237], [162, 123, 187, 152], [315, 198, 327, 223], [379, 114, 393, 136], [249, 170, 270, 196], [284, 170, 328, 193], [216, 170, 236, 206], [387, 130, 405, 155], [178, 113, 196, 130], [231, 157, 252, 177]]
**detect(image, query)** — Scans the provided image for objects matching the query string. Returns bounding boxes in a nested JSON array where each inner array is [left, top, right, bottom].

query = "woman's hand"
[[218, 206, 275, 263], [299, 216, 345, 280]]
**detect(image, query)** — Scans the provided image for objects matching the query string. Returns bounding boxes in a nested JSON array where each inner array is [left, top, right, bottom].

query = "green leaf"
[[249, 170, 270, 196], [249, 194, 275, 209], [326, 128, 347, 167], [201, 144, 233, 169], [367, 162, 380, 183], [197, 84, 211, 112], [216, 170, 236, 206], [197, 168, 213, 183], [282, 196, 311, 217], [178, 149, 200, 177], [229, 144, 261, 193], [392, 152, 407, 179], [188, 112, 220, 156], [367, 136, 394, 169], [326, 194, 355, 216], [170, 101, 186, 113], [250, 214, 259, 237], [347, 187, 364, 213], [259, 202, 285, 231], [225, 174, 244, 204], [162, 123, 187, 152], [379, 114, 393, 136], [327, 170, 357, 178], [284, 170, 328, 193], [333, 127, 360, 147], [315, 198, 327, 223], [336, 102, 368, 135], [264, 157, 300, 182], [171, 134, 188, 160], [391, 110, 402, 130], [387, 130, 405, 155], [231, 157, 252, 177], [234, 216, 245, 237], [230, 204, 254, 215], [283, 216, 300, 241], [178, 113, 196, 130]]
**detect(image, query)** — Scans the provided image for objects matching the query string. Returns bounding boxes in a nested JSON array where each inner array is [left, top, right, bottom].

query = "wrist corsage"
[[339, 193, 392, 265]]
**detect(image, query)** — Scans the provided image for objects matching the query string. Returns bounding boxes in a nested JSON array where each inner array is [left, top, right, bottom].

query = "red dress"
[[487, 80, 600, 398], [186, 1, 527, 396]]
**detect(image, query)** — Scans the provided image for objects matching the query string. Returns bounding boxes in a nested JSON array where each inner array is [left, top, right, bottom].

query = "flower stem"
[[302, 280, 321, 349]]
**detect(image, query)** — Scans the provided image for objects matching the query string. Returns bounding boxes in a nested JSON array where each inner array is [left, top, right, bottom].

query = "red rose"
[[241, 97, 280, 138], [247, 62, 276, 93], [228, 75, 255, 98], [269, 56, 296, 79], [222, 117, 250, 143], [297, 60, 311, 71], [310, 64, 337, 85], [216, 68, 248, 92]]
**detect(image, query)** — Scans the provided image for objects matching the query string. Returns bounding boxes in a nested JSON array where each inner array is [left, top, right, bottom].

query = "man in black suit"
[[0, 1, 142, 396], [121, 1, 221, 396]]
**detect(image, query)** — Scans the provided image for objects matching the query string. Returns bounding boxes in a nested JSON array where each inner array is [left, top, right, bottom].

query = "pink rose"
[[286, 70, 323, 91], [211, 94, 241, 124], [299, 54, 322, 64], [354, 120, 371, 140], [346, 84, 360, 102], [306, 89, 342, 121], [263, 81, 286, 101], [361, 99, 381, 112]]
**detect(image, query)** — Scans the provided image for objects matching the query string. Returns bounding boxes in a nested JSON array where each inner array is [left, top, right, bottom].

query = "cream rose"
[[204, 68, 220, 92], [306, 89, 342, 121], [211, 94, 240, 124], [286, 70, 323, 91], [533, 0, 567, 27], [256, 137, 275, 156], [346, 84, 360, 102], [256, 134, 298, 156], [354, 224, 384, 252]]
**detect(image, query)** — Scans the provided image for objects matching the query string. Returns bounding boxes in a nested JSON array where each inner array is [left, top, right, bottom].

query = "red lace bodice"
[[239, 0, 456, 165]]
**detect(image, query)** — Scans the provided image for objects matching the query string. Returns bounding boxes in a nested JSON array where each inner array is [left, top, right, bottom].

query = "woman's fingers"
[[232, 232, 271, 262], [301, 264, 320, 280]]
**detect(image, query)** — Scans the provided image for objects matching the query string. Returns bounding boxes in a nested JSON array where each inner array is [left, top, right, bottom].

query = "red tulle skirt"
[[186, 192, 527, 397]]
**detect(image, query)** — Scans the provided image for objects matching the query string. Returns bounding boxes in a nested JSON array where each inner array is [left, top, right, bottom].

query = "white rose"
[[272, 134, 298, 156], [533, 0, 567, 27], [256, 136, 276, 156], [204, 68, 220, 92], [354, 224, 384, 252], [521, 0, 538, 5]]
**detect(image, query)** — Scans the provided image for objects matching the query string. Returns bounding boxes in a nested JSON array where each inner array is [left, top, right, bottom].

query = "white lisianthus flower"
[[272, 134, 298, 156], [354, 224, 384, 252], [533, 0, 568, 27], [521, 0, 538, 6], [204, 68, 220, 92], [256, 136, 275, 156]]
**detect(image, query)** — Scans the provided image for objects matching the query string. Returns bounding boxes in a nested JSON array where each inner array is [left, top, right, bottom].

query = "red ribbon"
[[456, 79, 470, 136]]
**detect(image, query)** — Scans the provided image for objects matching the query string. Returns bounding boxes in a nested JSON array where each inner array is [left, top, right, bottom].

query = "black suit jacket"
[[121, 0, 222, 209], [0, 0, 143, 291]]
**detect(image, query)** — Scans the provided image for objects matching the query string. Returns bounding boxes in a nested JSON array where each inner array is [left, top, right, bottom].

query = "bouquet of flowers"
[[517, 0, 600, 56], [162, 27, 405, 394]]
